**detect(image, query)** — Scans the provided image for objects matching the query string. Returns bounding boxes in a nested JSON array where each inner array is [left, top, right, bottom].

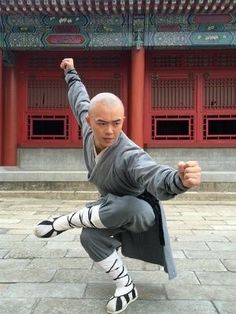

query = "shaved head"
[[86, 92, 125, 153], [89, 92, 124, 116]]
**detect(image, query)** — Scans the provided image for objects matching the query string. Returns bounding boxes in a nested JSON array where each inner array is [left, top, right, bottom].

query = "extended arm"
[[60, 58, 90, 131], [127, 150, 201, 200]]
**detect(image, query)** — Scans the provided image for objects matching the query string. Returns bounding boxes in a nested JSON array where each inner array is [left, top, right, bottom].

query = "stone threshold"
[[0, 167, 236, 183]]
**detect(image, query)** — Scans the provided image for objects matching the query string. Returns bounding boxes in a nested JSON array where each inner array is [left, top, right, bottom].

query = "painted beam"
[[0, 13, 236, 49]]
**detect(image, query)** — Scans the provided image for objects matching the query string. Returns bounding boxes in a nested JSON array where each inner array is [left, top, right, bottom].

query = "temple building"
[[0, 0, 235, 187]]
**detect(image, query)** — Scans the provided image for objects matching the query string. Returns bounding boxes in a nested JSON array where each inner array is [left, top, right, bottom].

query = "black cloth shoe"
[[106, 285, 138, 313], [34, 217, 64, 238]]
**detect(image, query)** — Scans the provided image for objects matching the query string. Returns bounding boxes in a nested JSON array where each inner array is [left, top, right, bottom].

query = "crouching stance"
[[34, 58, 201, 313], [35, 195, 155, 313]]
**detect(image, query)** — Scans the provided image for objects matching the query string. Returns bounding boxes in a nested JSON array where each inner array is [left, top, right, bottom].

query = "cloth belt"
[[138, 191, 165, 246]]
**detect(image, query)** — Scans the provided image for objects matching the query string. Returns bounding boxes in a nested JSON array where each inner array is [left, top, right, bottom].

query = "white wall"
[[18, 147, 236, 172]]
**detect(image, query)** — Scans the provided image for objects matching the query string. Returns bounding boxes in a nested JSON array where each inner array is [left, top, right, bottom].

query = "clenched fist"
[[178, 161, 201, 188], [60, 58, 75, 72]]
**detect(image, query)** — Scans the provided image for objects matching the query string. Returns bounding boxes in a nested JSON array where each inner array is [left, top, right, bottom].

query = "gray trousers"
[[80, 194, 155, 262]]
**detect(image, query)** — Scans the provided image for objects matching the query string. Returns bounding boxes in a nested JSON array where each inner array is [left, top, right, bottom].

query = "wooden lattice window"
[[29, 55, 122, 70], [28, 79, 68, 109], [152, 52, 236, 69], [203, 115, 236, 140], [152, 115, 194, 141], [27, 114, 69, 140], [85, 78, 121, 98], [152, 78, 194, 110], [152, 56, 182, 68], [204, 77, 236, 109]]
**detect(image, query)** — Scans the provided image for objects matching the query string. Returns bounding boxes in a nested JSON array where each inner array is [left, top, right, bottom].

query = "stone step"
[[0, 181, 96, 191], [0, 190, 236, 202], [0, 181, 235, 192], [0, 190, 99, 200]]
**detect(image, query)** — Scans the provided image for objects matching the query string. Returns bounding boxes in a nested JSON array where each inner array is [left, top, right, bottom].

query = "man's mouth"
[[104, 138, 114, 142]]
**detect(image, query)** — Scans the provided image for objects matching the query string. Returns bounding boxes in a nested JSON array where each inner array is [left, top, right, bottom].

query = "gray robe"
[[65, 69, 188, 279]]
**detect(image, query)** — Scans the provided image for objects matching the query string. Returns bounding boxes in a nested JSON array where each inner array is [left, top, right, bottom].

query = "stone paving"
[[0, 196, 236, 314]]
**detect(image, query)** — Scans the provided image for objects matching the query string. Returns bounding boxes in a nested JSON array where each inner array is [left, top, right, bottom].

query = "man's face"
[[86, 102, 125, 153]]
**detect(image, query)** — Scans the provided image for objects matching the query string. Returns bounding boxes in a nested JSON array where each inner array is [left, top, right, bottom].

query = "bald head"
[[89, 92, 124, 116], [86, 92, 125, 153]]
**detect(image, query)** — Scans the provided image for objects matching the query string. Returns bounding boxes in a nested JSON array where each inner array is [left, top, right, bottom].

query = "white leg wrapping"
[[97, 250, 138, 314], [54, 204, 106, 230], [34, 204, 105, 238], [97, 250, 132, 289]]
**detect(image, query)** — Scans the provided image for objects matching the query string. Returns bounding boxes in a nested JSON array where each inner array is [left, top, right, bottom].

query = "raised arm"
[[60, 58, 90, 131]]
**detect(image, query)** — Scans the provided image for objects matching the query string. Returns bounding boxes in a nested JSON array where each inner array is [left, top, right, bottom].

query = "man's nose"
[[105, 124, 113, 134]]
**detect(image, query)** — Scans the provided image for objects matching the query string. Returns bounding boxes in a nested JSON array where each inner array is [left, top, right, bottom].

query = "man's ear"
[[86, 115, 90, 125]]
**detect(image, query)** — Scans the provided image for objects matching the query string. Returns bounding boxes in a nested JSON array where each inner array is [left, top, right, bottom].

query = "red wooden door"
[[144, 50, 236, 148], [17, 51, 129, 148]]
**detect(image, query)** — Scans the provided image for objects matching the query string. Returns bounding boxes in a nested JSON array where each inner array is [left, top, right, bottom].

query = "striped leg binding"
[[106, 285, 138, 314], [34, 205, 105, 238], [97, 251, 138, 314]]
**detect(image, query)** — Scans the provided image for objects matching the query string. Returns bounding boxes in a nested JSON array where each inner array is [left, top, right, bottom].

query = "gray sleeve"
[[127, 150, 189, 200], [65, 69, 90, 136]]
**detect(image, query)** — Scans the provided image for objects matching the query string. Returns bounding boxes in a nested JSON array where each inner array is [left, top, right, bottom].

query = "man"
[[35, 58, 201, 314]]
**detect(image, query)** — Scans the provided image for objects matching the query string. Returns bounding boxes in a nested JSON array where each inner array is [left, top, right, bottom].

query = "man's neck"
[[94, 145, 104, 155]]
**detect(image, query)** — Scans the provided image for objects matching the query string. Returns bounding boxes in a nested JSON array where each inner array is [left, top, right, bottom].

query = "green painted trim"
[[1, 13, 236, 49]]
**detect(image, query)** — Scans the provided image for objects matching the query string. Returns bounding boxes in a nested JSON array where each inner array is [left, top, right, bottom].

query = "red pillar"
[[130, 47, 145, 147], [3, 64, 18, 166], [0, 50, 3, 164]]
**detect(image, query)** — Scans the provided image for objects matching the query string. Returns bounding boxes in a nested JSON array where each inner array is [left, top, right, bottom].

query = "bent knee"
[[80, 228, 94, 248], [122, 196, 155, 232]]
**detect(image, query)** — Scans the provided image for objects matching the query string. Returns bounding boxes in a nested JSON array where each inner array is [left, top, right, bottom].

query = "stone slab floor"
[[0, 197, 236, 314]]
